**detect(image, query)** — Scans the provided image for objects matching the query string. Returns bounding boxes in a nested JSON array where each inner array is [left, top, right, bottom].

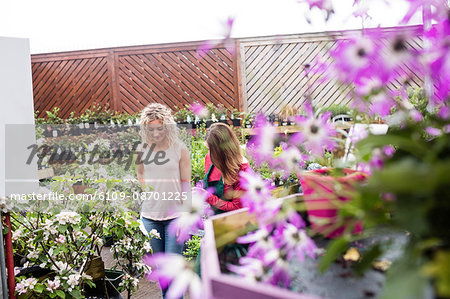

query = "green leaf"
[[319, 237, 349, 273], [70, 289, 82, 299], [58, 225, 67, 233], [353, 244, 382, 275], [34, 283, 45, 293], [55, 290, 66, 298]]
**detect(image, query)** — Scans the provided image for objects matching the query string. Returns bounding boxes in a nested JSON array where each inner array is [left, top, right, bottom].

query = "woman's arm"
[[179, 146, 191, 193], [136, 149, 145, 184], [205, 180, 245, 212]]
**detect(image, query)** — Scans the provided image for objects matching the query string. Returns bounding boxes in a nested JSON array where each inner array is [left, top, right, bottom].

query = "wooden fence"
[[239, 26, 424, 114], [31, 26, 423, 118], [32, 41, 241, 118]]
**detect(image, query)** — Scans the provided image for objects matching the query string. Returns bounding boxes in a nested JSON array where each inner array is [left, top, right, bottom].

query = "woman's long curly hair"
[[139, 103, 178, 147]]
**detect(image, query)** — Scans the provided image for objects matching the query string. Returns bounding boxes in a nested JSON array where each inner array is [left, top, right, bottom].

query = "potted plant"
[[325, 104, 353, 123], [108, 212, 157, 298], [279, 105, 297, 126], [46, 107, 65, 137], [242, 112, 254, 129], [230, 109, 242, 127]]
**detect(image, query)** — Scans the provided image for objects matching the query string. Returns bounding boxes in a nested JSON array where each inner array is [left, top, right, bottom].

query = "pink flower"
[[168, 188, 211, 243], [426, 127, 442, 136], [401, 0, 449, 24], [423, 18, 450, 107], [246, 113, 278, 166], [239, 169, 280, 224], [276, 146, 308, 179], [144, 253, 202, 299], [188, 103, 208, 119], [197, 17, 235, 57], [290, 102, 337, 157], [329, 34, 377, 85], [299, 0, 334, 22], [368, 92, 396, 118], [55, 234, 66, 244], [277, 224, 317, 262], [382, 145, 396, 157]]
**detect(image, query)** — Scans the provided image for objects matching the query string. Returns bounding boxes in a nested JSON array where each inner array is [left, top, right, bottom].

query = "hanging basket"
[[300, 168, 367, 238]]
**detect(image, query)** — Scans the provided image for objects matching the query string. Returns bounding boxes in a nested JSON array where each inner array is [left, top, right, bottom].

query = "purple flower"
[[369, 148, 385, 170], [286, 227, 316, 261], [368, 93, 396, 118], [382, 145, 396, 157], [426, 127, 442, 137], [423, 18, 450, 107], [168, 188, 212, 243], [299, 0, 334, 22], [228, 257, 265, 282], [188, 103, 208, 119], [239, 169, 280, 224], [246, 113, 278, 166], [329, 34, 377, 85], [144, 253, 202, 299], [401, 0, 449, 24], [197, 16, 235, 57], [291, 102, 337, 156]]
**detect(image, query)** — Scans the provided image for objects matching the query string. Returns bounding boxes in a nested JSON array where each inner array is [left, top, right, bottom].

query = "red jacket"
[[204, 153, 250, 212]]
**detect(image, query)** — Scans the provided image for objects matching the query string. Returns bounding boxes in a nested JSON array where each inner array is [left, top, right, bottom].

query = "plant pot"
[[84, 278, 122, 299], [73, 182, 89, 194], [232, 119, 241, 127], [300, 168, 367, 238], [332, 114, 352, 123], [105, 269, 124, 289], [205, 120, 214, 128]]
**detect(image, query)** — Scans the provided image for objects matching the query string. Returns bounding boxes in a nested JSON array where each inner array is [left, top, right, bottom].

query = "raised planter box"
[[201, 208, 317, 299]]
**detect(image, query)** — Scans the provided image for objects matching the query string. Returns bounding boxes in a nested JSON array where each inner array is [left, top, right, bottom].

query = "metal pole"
[[0, 212, 8, 299], [3, 214, 15, 299]]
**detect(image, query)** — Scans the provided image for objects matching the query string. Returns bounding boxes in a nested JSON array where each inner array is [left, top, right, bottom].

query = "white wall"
[[0, 36, 38, 198]]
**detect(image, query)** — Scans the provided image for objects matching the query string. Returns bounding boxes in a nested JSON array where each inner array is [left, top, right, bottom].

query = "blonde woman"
[[136, 103, 190, 257]]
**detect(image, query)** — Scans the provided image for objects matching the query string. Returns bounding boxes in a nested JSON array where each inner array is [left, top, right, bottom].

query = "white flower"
[[149, 229, 160, 239], [82, 273, 92, 280], [15, 278, 37, 295], [52, 261, 69, 274], [55, 211, 81, 225], [12, 229, 23, 241], [66, 273, 81, 290], [27, 250, 40, 259], [143, 241, 152, 253], [43, 219, 58, 235], [0, 197, 13, 213]]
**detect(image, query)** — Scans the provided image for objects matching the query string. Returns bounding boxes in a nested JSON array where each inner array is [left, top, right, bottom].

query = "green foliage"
[[190, 124, 208, 184], [324, 104, 352, 118], [173, 105, 194, 123], [183, 235, 202, 261], [46, 107, 63, 124]]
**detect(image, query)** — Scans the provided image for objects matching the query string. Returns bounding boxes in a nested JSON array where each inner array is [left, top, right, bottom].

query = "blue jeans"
[[141, 217, 184, 299]]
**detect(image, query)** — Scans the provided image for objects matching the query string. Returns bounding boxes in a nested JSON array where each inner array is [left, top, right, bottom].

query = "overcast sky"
[[0, 0, 422, 54]]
